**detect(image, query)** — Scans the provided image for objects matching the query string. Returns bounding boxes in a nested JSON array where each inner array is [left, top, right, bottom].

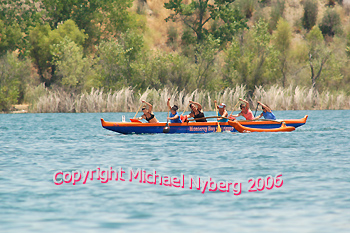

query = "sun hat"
[[218, 103, 226, 108]]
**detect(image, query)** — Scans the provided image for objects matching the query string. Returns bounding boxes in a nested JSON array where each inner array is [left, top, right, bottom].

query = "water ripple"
[[0, 110, 350, 232]]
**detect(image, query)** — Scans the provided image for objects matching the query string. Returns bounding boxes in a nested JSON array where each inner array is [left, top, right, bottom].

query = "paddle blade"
[[217, 124, 222, 132], [163, 123, 170, 133], [130, 119, 142, 123]]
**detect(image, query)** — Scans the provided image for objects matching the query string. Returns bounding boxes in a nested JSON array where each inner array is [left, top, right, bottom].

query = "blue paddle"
[[163, 110, 170, 133]]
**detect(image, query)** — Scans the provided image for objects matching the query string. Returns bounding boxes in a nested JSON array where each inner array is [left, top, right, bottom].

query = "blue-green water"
[[1, 110, 350, 232]]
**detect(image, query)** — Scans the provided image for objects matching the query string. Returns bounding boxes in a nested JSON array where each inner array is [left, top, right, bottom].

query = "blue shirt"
[[170, 112, 182, 123], [218, 112, 228, 122], [262, 111, 276, 120]]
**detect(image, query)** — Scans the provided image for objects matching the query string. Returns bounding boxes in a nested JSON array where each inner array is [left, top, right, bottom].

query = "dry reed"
[[30, 84, 350, 113]]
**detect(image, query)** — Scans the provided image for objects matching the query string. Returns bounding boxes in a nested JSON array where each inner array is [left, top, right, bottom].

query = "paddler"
[[167, 98, 182, 123], [188, 100, 207, 122], [214, 100, 228, 122], [137, 100, 159, 123], [229, 98, 254, 120], [254, 101, 276, 120]]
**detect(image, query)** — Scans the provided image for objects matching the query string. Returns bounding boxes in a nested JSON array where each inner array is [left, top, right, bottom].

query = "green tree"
[[212, 4, 248, 46], [95, 31, 144, 91], [28, 20, 87, 86], [306, 26, 331, 93], [0, 52, 33, 111], [0, 0, 43, 30], [0, 55, 19, 111], [95, 39, 131, 90], [164, 0, 247, 46], [223, 20, 279, 92], [194, 36, 221, 90], [51, 37, 96, 92], [41, 0, 141, 48], [274, 18, 291, 87], [0, 20, 23, 55], [163, 54, 197, 91], [131, 51, 197, 92], [0, 0, 43, 55], [117, 30, 145, 88], [319, 38, 344, 93]]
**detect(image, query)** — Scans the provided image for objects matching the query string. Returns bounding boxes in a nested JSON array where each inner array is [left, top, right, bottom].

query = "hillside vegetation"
[[1, 0, 350, 112]]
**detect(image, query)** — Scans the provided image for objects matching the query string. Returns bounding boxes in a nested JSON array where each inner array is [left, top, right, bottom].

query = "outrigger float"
[[101, 115, 308, 134]]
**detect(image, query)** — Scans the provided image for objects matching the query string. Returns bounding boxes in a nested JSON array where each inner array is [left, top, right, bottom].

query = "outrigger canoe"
[[101, 115, 308, 134]]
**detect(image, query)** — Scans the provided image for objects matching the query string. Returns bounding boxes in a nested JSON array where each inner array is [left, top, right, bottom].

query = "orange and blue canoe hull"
[[100, 115, 308, 134]]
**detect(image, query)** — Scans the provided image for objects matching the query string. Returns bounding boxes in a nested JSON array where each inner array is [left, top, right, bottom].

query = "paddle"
[[214, 102, 222, 133], [254, 103, 259, 117], [180, 103, 190, 122], [229, 101, 241, 116], [163, 110, 170, 133], [181, 103, 190, 115], [132, 103, 143, 121], [130, 119, 142, 123]]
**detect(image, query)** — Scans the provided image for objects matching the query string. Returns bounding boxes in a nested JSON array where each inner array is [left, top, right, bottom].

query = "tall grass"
[[251, 85, 350, 110], [30, 84, 350, 113]]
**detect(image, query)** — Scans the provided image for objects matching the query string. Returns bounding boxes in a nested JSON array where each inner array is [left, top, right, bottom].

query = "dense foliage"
[[1, 0, 350, 112]]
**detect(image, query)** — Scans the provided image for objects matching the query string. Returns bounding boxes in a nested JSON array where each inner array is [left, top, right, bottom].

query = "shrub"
[[344, 0, 350, 15], [347, 28, 350, 56], [302, 0, 318, 31], [326, 0, 336, 6], [319, 8, 342, 37], [259, 0, 271, 5], [239, 0, 258, 19], [167, 25, 178, 50], [327, 0, 343, 6], [269, 0, 285, 32]]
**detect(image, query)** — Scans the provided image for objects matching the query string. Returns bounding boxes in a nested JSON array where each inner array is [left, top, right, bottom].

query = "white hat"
[[218, 103, 226, 108]]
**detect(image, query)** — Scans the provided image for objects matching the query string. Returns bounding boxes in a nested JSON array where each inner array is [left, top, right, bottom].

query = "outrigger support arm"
[[186, 116, 231, 121], [186, 116, 284, 124]]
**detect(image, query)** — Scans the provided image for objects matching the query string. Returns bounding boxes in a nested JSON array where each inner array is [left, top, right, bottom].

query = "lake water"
[[1, 110, 350, 232]]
